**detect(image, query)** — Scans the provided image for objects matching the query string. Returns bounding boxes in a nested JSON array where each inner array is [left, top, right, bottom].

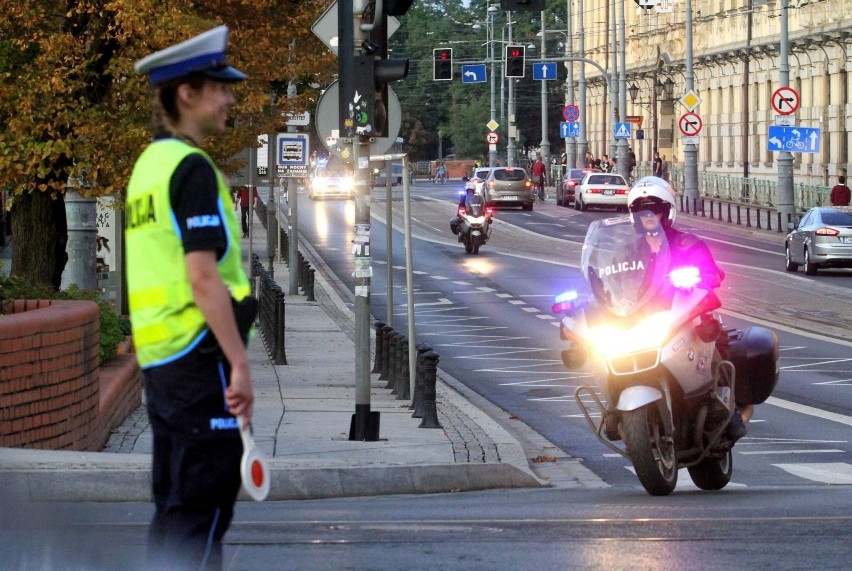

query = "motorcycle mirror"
[[561, 346, 587, 369]]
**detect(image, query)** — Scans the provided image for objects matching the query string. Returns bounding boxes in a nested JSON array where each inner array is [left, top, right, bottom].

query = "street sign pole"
[[777, 0, 795, 225], [683, 0, 699, 205], [616, 0, 628, 180]]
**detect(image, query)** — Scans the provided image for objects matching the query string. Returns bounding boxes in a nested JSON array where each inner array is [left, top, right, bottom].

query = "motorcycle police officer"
[[127, 25, 254, 569], [627, 177, 751, 441]]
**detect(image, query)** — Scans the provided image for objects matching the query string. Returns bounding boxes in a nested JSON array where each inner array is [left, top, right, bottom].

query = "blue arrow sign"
[[533, 62, 557, 81], [560, 121, 580, 138], [767, 125, 821, 153], [614, 122, 631, 139], [461, 64, 487, 83]]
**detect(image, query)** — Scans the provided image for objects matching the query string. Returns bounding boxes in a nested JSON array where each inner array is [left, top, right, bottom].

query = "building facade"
[[576, 0, 850, 185]]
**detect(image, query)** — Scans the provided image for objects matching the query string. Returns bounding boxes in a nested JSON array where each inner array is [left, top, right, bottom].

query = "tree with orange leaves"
[[0, 0, 332, 289]]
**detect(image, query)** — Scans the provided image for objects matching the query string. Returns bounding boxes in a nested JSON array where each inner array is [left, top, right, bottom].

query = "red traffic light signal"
[[505, 45, 525, 78], [433, 48, 453, 81]]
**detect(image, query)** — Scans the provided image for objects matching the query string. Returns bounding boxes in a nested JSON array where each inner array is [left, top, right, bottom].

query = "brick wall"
[[0, 300, 101, 450]]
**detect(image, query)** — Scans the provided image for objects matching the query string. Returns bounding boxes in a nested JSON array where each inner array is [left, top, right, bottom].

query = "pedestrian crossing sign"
[[614, 122, 631, 139]]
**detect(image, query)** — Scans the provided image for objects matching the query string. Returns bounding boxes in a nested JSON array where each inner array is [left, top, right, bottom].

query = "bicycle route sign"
[[771, 86, 800, 115], [767, 125, 821, 153]]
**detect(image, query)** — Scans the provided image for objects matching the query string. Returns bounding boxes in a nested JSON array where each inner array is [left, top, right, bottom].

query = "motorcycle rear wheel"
[[687, 450, 733, 491], [622, 405, 678, 496]]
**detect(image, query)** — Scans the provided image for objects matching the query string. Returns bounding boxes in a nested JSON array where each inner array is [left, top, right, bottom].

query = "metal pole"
[[776, 0, 795, 221], [684, 0, 699, 202], [401, 156, 416, 399], [609, 0, 617, 161], [540, 11, 550, 170], [507, 12, 516, 167], [577, 0, 588, 164], [489, 7, 497, 168], [565, 0, 575, 169], [385, 163, 393, 327], [248, 141, 255, 265], [616, 0, 628, 179]]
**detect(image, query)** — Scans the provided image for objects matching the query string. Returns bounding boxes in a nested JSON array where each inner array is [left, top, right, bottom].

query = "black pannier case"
[[727, 326, 779, 405]]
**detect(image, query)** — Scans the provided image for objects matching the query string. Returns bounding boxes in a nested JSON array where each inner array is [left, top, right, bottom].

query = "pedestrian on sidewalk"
[[234, 184, 259, 238], [660, 154, 669, 182], [127, 25, 255, 571], [830, 175, 851, 206]]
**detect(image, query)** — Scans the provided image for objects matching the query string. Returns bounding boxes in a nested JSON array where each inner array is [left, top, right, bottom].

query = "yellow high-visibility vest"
[[126, 138, 249, 368]]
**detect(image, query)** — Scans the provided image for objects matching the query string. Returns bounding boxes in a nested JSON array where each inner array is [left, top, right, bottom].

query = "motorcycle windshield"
[[466, 195, 485, 217], [581, 216, 673, 317]]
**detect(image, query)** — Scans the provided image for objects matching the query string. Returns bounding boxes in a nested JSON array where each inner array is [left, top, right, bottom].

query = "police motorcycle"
[[450, 178, 493, 254], [552, 210, 779, 496]]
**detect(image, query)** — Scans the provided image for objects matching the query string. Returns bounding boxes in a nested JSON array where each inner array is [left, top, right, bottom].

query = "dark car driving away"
[[557, 168, 599, 207], [785, 206, 852, 275]]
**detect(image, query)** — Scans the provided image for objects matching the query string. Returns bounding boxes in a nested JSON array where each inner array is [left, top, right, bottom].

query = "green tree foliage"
[[391, 0, 567, 162], [0, 0, 333, 288]]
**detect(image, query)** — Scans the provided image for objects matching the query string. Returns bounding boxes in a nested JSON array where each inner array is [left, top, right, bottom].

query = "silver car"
[[483, 167, 533, 211], [785, 206, 852, 274]]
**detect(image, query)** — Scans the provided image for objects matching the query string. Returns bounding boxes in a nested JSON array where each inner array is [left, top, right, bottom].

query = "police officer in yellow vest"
[[127, 25, 254, 570]]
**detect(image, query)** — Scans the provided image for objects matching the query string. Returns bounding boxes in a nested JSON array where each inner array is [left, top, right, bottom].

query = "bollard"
[[372, 321, 385, 374], [379, 326, 393, 381], [306, 268, 316, 302], [396, 336, 410, 400], [766, 210, 772, 232], [280, 228, 290, 264], [777, 212, 783, 233], [385, 331, 400, 391], [411, 344, 431, 417], [727, 203, 733, 224], [391, 334, 407, 395], [746, 208, 752, 228], [418, 351, 442, 429], [756, 208, 762, 230], [700, 198, 706, 218], [274, 289, 287, 365], [736, 205, 742, 226]]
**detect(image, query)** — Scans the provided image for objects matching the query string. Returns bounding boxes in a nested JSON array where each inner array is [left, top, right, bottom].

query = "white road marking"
[[717, 308, 852, 348], [814, 378, 852, 386], [509, 300, 526, 305], [738, 449, 845, 455], [455, 348, 551, 359], [522, 307, 539, 313], [774, 463, 852, 485], [453, 280, 471, 285], [416, 316, 490, 324], [537, 314, 556, 320], [551, 321, 561, 327], [530, 394, 577, 402], [781, 358, 852, 370], [432, 275, 449, 280], [496, 293, 513, 298], [766, 396, 852, 427], [477, 286, 496, 292]]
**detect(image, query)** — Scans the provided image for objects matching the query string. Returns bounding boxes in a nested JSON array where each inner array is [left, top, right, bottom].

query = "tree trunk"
[[11, 191, 68, 290]]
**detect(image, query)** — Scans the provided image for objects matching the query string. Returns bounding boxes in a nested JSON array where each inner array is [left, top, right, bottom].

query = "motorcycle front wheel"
[[471, 235, 481, 254], [622, 405, 678, 496], [463, 235, 473, 253], [687, 450, 733, 491]]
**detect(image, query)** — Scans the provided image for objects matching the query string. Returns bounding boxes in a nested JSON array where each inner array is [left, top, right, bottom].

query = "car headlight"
[[341, 177, 354, 191]]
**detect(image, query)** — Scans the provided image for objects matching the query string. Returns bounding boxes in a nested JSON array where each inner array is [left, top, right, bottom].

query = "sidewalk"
[[0, 214, 605, 503]]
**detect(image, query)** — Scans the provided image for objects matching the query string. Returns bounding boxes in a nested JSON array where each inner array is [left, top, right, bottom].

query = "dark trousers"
[[144, 350, 242, 570], [240, 205, 250, 235]]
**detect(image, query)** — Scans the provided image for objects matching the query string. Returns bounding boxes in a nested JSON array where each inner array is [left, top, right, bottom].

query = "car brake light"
[[568, 181, 577, 186], [616, 189, 627, 194], [815, 227, 840, 236], [524, 180, 531, 187], [485, 207, 494, 217], [587, 188, 602, 194]]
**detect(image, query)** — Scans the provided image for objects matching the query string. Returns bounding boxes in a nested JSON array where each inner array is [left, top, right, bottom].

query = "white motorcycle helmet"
[[627, 176, 677, 230]]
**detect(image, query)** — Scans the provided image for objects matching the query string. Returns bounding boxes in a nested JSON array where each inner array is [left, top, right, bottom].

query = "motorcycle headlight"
[[341, 177, 354, 191], [588, 312, 672, 357]]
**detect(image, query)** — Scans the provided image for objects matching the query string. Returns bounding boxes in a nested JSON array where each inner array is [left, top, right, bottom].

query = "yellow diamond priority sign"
[[487, 119, 499, 132], [678, 89, 702, 112]]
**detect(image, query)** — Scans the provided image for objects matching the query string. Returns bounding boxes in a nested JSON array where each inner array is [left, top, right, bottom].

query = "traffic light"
[[433, 48, 453, 81], [505, 45, 525, 78], [354, 10, 409, 138]]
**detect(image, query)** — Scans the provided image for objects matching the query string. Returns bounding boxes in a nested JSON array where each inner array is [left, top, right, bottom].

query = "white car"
[[308, 165, 354, 200], [574, 173, 630, 211]]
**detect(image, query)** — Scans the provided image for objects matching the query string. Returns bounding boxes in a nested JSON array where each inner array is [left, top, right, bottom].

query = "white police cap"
[[135, 25, 246, 85]]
